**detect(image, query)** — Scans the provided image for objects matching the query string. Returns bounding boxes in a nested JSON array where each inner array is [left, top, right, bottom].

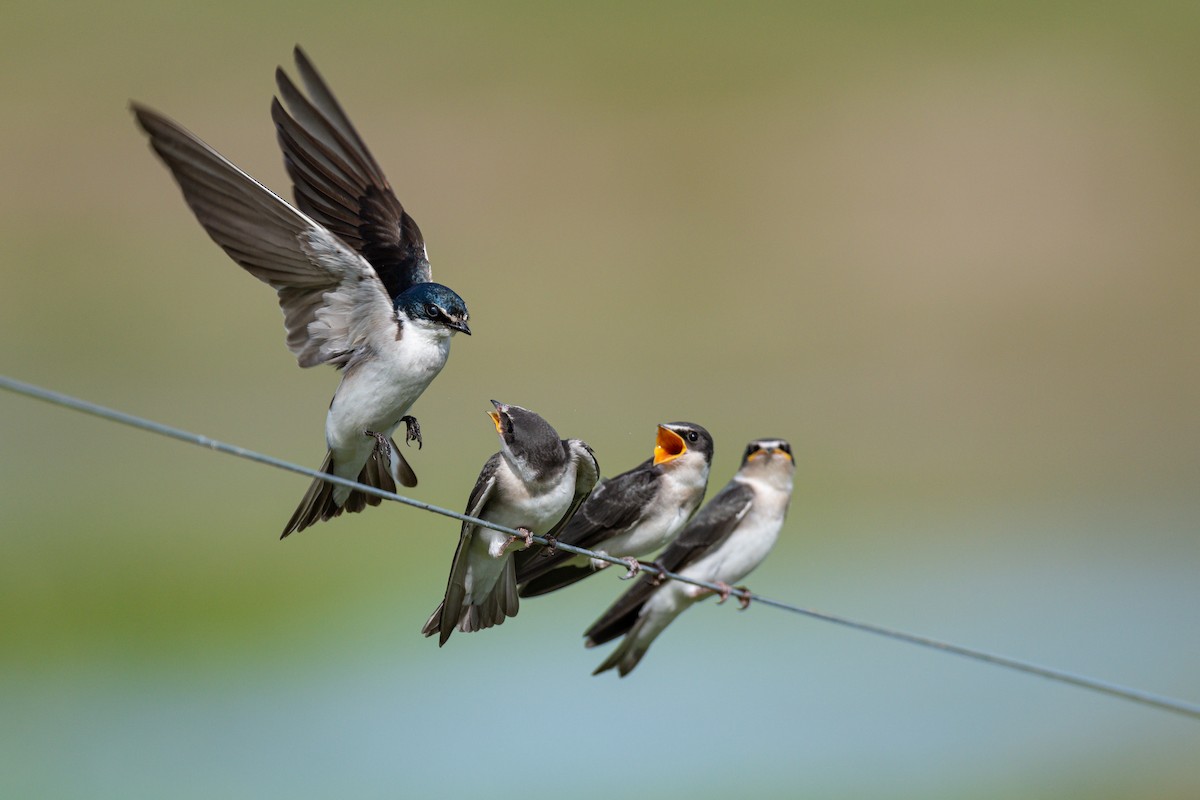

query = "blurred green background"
[[2, 1, 1198, 797]]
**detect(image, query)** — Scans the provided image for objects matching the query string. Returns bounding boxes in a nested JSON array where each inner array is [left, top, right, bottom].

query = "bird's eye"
[[780, 443, 791, 454], [424, 303, 440, 318], [687, 431, 698, 442], [745, 444, 757, 458]]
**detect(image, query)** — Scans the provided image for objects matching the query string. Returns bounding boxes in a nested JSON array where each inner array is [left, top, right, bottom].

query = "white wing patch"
[[297, 228, 398, 369]]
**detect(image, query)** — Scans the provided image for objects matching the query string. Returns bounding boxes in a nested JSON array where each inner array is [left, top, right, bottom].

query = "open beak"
[[653, 425, 688, 465], [488, 400, 506, 435]]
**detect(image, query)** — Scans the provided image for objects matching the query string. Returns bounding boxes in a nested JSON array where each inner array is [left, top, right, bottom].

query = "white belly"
[[464, 462, 578, 605], [598, 502, 690, 560], [683, 507, 782, 587], [488, 461, 578, 536], [324, 331, 452, 477], [638, 506, 781, 622]]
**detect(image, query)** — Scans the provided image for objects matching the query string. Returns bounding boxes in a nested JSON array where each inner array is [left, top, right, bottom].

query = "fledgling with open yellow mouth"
[[653, 424, 690, 465], [514, 421, 715, 598]]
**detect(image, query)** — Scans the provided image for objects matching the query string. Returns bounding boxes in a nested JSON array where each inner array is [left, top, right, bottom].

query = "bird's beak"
[[653, 425, 688, 465], [449, 319, 472, 336], [747, 446, 792, 462], [488, 410, 503, 435]]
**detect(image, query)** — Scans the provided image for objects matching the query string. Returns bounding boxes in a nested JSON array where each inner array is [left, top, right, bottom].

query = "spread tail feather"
[[590, 599, 689, 677], [422, 557, 520, 646], [591, 617, 655, 677], [420, 601, 446, 640], [280, 438, 415, 538]]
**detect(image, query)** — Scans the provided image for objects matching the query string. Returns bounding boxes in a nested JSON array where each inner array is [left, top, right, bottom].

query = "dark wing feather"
[[654, 481, 755, 573], [131, 103, 395, 369], [565, 459, 658, 546], [583, 481, 755, 646], [515, 458, 659, 585], [542, 440, 601, 542], [517, 565, 596, 598], [273, 45, 432, 300], [461, 454, 503, 527], [424, 454, 500, 646]]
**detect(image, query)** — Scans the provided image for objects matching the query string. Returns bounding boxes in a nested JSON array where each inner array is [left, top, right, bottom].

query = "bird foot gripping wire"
[[713, 582, 753, 610], [6, 376, 1200, 720], [499, 527, 535, 556], [540, 534, 558, 556], [400, 415, 423, 449], [619, 557, 642, 580], [713, 581, 734, 604], [647, 561, 671, 586]]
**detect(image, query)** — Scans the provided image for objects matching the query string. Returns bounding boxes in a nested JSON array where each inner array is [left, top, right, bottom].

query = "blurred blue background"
[[2, 2, 1198, 797]]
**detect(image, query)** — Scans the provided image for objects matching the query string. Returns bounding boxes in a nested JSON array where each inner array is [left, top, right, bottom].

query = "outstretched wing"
[[133, 104, 397, 370], [583, 480, 754, 646], [272, 46, 432, 301]]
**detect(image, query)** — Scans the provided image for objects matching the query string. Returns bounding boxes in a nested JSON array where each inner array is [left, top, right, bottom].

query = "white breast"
[[324, 324, 452, 456], [486, 459, 577, 535], [468, 460, 577, 604], [680, 477, 790, 587]]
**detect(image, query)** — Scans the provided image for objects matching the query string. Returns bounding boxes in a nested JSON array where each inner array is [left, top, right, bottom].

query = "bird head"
[[488, 401, 565, 480], [653, 421, 714, 469], [396, 282, 471, 335], [739, 438, 795, 489]]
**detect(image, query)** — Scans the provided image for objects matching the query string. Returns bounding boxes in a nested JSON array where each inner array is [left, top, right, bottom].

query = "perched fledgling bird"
[[514, 422, 713, 597], [422, 402, 599, 646], [584, 439, 795, 676], [132, 47, 470, 537]]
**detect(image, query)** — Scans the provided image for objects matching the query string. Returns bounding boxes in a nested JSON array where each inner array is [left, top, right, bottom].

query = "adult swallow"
[[422, 402, 600, 646], [584, 438, 795, 676], [514, 422, 713, 597], [132, 47, 470, 537]]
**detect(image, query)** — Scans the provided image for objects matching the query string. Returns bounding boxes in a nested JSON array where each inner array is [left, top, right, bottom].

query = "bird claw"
[[711, 583, 751, 608], [541, 534, 558, 556], [364, 429, 391, 458], [400, 415, 423, 449], [648, 561, 670, 586], [619, 557, 642, 580], [499, 527, 535, 556]]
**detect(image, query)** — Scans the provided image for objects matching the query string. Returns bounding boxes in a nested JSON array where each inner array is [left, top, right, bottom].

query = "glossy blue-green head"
[[396, 282, 471, 335]]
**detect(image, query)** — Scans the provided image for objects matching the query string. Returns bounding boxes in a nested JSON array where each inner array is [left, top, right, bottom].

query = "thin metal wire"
[[3, 373, 1199, 721]]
